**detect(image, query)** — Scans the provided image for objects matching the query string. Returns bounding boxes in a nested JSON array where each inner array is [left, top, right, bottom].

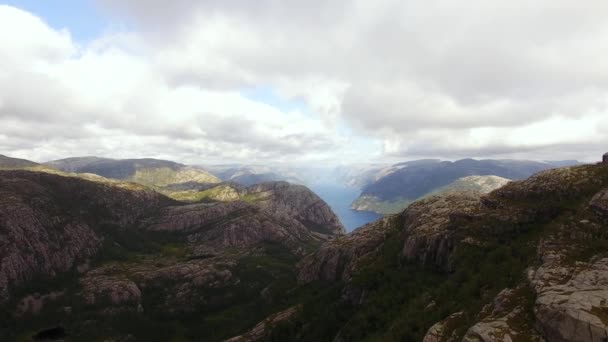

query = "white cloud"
[[2, 1, 608, 164], [0, 5, 344, 164], [95, 0, 608, 161]]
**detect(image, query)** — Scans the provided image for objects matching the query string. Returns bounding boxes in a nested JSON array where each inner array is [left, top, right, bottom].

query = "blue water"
[[310, 182, 382, 232]]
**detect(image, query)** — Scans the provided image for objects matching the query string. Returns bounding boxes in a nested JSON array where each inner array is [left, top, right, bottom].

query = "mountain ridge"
[[46, 156, 221, 187], [350, 158, 582, 214], [258, 163, 608, 341], [0, 168, 344, 341]]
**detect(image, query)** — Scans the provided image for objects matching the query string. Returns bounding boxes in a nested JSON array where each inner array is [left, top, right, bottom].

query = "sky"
[[1, 1, 607, 165]]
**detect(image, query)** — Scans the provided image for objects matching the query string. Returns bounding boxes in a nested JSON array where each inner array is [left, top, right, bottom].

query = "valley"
[[2, 3, 605, 341], [1, 153, 607, 341], [309, 181, 382, 232]]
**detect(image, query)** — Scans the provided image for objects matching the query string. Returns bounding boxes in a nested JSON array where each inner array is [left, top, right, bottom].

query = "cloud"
[[94, 0, 608, 161], [0, 5, 344, 164], [2, 1, 608, 164]]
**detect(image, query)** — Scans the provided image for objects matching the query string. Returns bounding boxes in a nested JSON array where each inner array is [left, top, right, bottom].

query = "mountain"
[[0, 169, 343, 341], [332, 162, 392, 188], [3, 157, 608, 341], [429, 174, 511, 194], [0, 154, 163, 193], [0, 154, 40, 169], [249, 163, 608, 341], [199, 164, 303, 186], [46, 157, 221, 196], [351, 158, 581, 214], [155, 181, 345, 235]]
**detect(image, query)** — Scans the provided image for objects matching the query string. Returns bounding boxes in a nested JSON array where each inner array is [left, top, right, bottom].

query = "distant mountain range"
[[46, 156, 220, 187], [349, 158, 583, 214], [198, 164, 302, 186], [2, 152, 607, 341]]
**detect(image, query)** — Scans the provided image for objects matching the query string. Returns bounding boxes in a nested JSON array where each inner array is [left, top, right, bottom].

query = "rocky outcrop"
[[298, 191, 482, 285], [590, 187, 608, 220], [531, 258, 608, 342], [419, 166, 608, 342], [145, 201, 252, 233], [528, 196, 608, 342], [297, 215, 396, 284], [81, 272, 142, 314], [144, 198, 332, 255], [423, 312, 467, 342], [148, 182, 344, 246], [401, 191, 481, 269], [0, 170, 174, 302], [245, 182, 345, 235], [461, 286, 543, 342], [224, 306, 300, 342], [79, 257, 238, 315]]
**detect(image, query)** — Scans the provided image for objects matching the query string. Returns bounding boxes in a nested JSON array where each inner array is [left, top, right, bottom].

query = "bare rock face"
[[590, 187, 608, 220], [145, 201, 252, 233], [521, 183, 608, 342], [401, 191, 481, 269], [462, 286, 543, 342], [299, 164, 608, 342], [297, 215, 396, 284], [224, 306, 300, 342], [530, 258, 608, 342], [424, 286, 545, 342], [73, 254, 240, 317], [81, 271, 142, 314], [144, 182, 346, 254], [298, 191, 482, 285], [145, 200, 325, 256], [0, 170, 345, 305], [0, 167, 351, 341], [0, 171, 170, 302], [0, 174, 100, 301], [245, 182, 345, 235], [423, 312, 466, 342]]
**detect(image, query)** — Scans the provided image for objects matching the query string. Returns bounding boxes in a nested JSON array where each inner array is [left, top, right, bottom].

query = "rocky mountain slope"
[[0, 154, 39, 169], [247, 163, 608, 341], [157, 181, 345, 236], [47, 156, 221, 188], [351, 158, 580, 214], [428, 175, 511, 195], [0, 169, 343, 341]]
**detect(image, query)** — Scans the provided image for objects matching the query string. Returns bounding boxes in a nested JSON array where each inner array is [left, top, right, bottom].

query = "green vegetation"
[[241, 192, 267, 203], [352, 195, 414, 214], [270, 165, 608, 341], [166, 184, 240, 202], [130, 167, 219, 188], [2, 236, 303, 342]]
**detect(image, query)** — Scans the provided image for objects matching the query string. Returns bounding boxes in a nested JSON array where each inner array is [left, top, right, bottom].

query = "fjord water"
[[310, 181, 382, 232]]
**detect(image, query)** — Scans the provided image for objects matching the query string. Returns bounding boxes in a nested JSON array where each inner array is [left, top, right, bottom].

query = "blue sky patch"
[[242, 86, 308, 114], [4, 0, 105, 42]]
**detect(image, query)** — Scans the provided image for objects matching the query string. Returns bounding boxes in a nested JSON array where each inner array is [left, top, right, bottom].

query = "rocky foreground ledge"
[[280, 164, 608, 341]]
